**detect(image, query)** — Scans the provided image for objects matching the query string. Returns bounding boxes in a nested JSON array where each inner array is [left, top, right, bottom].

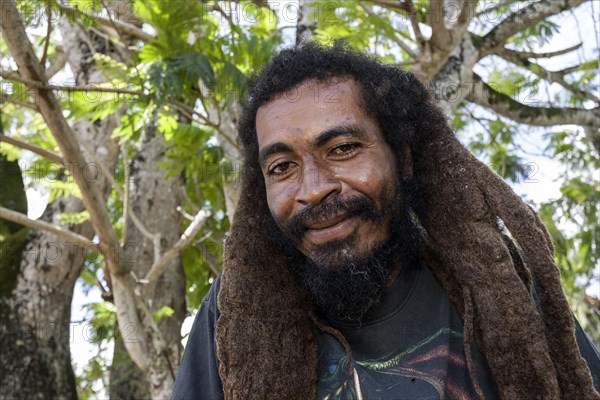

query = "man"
[[172, 43, 600, 399]]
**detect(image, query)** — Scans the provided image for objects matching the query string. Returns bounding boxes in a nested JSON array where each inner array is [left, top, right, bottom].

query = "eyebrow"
[[258, 124, 370, 167], [259, 142, 293, 168], [313, 124, 370, 148]]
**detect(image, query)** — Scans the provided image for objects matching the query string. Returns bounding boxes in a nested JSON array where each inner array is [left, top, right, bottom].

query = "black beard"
[[266, 189, 419, 323], [294, 232, 402, 322]]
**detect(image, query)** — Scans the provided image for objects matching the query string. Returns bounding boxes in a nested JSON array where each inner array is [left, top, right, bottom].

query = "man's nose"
[[295, 161, 341, 206]]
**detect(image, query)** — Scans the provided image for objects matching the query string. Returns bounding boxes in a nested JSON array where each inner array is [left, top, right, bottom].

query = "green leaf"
[[85, 301, 117, 343], [170, 52, 215, 87], [46, 179, 82, 202], [153, 305, 175, 322], [58, 210, 90, 225], [157, 108, 179, 139]]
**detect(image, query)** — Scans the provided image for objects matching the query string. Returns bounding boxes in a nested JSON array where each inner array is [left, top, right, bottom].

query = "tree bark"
[[428, 35, 479, 116], [112, 122, 186, 398], [296, 0, 316, 47], [214, 104, 242, 223], [109, 322, 151, 400]]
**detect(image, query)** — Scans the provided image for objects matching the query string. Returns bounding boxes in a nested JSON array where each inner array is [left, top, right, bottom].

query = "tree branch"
[[559, 60, 598, 75], [475, 0, 520, 17], [585, 294, 600, 311], [78, 140, 158, 246], [98, 0, 136, 65], [0, 206, 99, 252], [56, 3, 155, 42], [368, 0, 424, 47], [0, 0, 127, 275], [496, 43, 582, 59], [495, 49, 598, 102], [40, 0, 52, 67], [120, 144, 130, 246], [467, 74, 600, 155], [296, 0, 316, 46], [428, 0, 446, 44], [1, 93, 39, 112], [393, 33, 418, 59], [360, 4, 418, 58], [368, 0, 410, 12], [412, 1, 478, 79], [477, 0, 587, 57], [431, 0, 478, 51], [0, 69, 143, 95], [180, 96, 242, 153], [0, 134, 64, 164], [404, 0, 425, 47], [45, 47, 67, 79], [144, 209, 210, 284], [457, 0, 477, 29]]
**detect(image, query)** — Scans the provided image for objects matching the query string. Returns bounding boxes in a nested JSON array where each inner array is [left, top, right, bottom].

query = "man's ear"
[[401, 144, 413, 181]]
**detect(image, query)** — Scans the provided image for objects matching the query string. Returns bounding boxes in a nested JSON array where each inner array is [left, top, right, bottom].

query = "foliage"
[[74, 301, 117, 399], [541, 128, 600, 342], [75, 353, 111, 400]]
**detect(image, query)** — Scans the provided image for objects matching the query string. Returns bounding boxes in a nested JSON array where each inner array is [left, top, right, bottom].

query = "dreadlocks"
[[215, 42, 599, 399]]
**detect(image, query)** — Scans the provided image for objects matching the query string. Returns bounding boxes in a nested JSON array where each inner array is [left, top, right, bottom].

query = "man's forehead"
[[256, 78, 363, 127], [255, 78, 368, 146], [261, 77, 362, 109]]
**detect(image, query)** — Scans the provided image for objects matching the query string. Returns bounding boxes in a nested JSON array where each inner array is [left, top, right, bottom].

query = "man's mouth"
[[303, 214, 357, 244]]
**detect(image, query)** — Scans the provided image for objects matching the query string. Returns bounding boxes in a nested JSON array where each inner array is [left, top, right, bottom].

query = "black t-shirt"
[[172, 265, 600, 399], [315, 262, 499, 399]]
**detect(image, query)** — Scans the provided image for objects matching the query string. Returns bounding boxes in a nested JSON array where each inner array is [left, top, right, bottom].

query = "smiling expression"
[[256, 78, 401, 268]]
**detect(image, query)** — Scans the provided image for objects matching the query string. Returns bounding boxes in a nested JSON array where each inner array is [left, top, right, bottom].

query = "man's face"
[[256, 78, 401, 270]]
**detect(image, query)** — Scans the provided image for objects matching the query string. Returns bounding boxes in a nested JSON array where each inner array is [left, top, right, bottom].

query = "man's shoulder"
[[172, 274, 224, 399]]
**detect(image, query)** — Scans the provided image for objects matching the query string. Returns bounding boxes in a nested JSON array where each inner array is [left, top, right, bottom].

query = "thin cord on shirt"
[[309, 310, 354, 375]]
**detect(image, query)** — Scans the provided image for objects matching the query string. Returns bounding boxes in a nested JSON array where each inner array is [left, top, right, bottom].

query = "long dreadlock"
[[215, 42, 599, 399]]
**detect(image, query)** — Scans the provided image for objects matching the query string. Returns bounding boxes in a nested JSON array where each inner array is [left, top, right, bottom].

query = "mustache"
[[283, 196, 378, 240]]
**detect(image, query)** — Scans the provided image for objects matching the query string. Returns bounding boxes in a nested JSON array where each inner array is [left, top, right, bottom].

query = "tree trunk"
[[428, 35, 479, 116], [214, 104, 242, 222], [109, 322, 151, 400], [0, 17, 120, 399], [110, 121, 186, 399]]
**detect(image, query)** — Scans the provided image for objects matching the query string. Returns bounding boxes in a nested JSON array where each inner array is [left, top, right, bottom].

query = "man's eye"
[[330, 143, 359, 157], [268, 161, 293, 176]]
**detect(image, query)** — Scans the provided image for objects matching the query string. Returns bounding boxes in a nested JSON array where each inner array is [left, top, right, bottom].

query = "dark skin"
[[256, 78, 410, 285]]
